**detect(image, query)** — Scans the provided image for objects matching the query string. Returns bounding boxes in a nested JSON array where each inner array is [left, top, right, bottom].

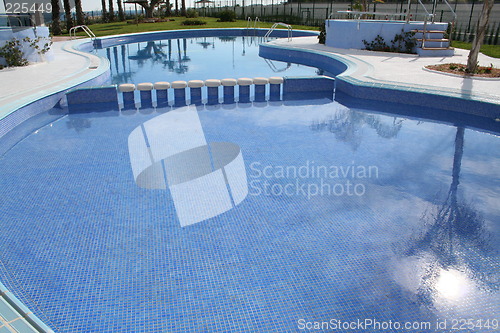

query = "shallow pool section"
[[0, 99, 499, 332], [96, 36, 323, 85]]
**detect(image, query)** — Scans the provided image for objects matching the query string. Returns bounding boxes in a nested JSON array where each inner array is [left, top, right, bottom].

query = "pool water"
[[96, 36, 324, 85], [0, 98, 499, 332]]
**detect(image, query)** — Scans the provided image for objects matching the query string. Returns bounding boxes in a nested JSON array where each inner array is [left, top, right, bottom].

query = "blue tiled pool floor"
[[0, 99, 499, 332]]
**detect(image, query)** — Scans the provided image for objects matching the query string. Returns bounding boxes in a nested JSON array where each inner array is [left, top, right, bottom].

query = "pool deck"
[[0, 39, 105, 120], [271, 36, 500, 106]]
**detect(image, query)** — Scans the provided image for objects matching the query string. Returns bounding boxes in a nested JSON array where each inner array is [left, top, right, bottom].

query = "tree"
[[75, 0, 85, 25], [51, 0, 62, 35], [181, 0, 186, 16], [467, 0, 495, 73], [108, 0, 116, 21], [101, 0, 108, 22], [127, 0, 164, 18], [165, 0, 172, 16], [62, 0, 74, 31], [117, 0, 126, 21]]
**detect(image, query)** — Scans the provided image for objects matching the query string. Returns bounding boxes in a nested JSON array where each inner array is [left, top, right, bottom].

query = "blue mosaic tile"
[[0, 100, 499, 332]]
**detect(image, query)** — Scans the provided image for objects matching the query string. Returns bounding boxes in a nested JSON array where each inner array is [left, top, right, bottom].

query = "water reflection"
[[99, 36, 320, 85], [310, 109, 404, 151], [66, 118, 92, 133], [403, 127, 499, 307]]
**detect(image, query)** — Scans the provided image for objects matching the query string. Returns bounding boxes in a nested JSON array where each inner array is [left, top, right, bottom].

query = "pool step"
[[416, 38, 449, 42], [411, 29, 446, 34], [413, 24, 454, 57]]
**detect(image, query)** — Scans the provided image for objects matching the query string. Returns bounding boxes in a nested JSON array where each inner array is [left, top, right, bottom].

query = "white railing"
[[69, 25, 96, 41], [264, 22, 292, 42]]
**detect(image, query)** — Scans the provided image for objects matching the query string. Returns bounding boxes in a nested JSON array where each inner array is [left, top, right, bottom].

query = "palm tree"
[[75, 0, 85, 25], [165, 0, 172, 16], [117, 0, 126, 21], [181, 0, 186, 16], [63, 0, 74, 31], [108, 0, 116, 21], [467, 0, 495, 73], [50, 0, 62, 35], [101, 0, 108, 22]]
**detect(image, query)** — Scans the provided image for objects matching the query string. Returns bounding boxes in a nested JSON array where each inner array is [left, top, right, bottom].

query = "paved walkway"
[[272, 36, 500, 105], [0, 38, 103, 119]]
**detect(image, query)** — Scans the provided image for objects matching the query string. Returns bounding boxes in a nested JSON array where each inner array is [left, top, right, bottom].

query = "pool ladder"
[[246, 17, 260, 36], [69, 25, 97, 41], [264, 23, 293, 42]]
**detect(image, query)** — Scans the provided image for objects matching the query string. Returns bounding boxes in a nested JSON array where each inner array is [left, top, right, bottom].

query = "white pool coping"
[[270, 36, 500, 106]]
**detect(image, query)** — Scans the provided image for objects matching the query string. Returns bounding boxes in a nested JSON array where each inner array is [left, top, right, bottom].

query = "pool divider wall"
[[335, 77, 500, 119], [64, 77, 337, 112], [283, 77, 335, 101], [260, 42, 500, 119], [66, 86, 119, 113]]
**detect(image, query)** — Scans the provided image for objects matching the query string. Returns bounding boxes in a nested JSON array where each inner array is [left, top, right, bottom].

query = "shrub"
[[363, 35, 389, 52], [390, 30, 416, 53], [217, 10, 236, 22], [363, 30, 416, 54], [318, 23, 326, 44], [181, 19, 206, 26], [185, 9, 198, 18], [0, 38, 28, 67]]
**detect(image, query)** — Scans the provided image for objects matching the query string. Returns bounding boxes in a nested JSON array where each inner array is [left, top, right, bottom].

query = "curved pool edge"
[[88, 27, 318, 50], [0, 39, 111, 141], [259, 38, 500, 119]]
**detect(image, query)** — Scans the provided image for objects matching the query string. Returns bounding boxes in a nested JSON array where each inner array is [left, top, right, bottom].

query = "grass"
[[67, 17, 318, 38], [451, 41, 500, 58]]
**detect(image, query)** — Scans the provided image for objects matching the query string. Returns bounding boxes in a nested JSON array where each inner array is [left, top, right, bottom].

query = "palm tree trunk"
[[117, 0, 125, 21], [101, 0, 108, 22], [63, 0, 74, 31], [51, 0, 62, 35], [75, 0, 85, 25], [181, 0, 186, 16], [467, 0, 495, 73], [165, 0, 172, 16], [108, 0, 116, 21]]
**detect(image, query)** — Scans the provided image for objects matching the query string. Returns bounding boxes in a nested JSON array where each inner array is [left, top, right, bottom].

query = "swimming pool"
[[96, 35, 324, 85], [0, 28, 499, 332], [0, 93, 499, 332]]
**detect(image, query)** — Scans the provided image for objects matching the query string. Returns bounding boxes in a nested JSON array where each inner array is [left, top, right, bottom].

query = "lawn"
[[69, 17, 318, 38], [451, 41, 500, 58]]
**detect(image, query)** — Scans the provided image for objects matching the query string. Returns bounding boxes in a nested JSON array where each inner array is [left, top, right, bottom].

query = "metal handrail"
[[254, 17, 260, 30], [442, 0, 457, 45], [245, 17, 260, 36], [336, 10, 411, 29], [69, 25, 96, 41], [264, 22, 292, 42], [0, 13, 36, 27]]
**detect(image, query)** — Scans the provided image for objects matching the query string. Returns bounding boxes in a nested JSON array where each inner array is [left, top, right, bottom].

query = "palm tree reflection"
[[405, 127, 498, 307], [310, 109, 404, 150]]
